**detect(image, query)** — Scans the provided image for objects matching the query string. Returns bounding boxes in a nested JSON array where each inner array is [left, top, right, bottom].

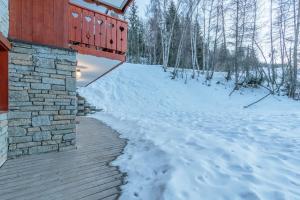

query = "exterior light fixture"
[[76, 69, 82, 78]]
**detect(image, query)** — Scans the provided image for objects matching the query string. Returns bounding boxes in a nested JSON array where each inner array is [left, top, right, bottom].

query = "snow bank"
[[79, 63, 300, 200]]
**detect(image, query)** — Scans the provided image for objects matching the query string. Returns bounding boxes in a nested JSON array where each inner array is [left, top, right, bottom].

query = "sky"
[[135, 0, 149, 18]]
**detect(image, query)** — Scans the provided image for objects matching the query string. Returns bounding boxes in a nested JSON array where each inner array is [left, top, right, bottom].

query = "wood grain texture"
[[9, 0, 69, 48], [0, 117, 127, 200]]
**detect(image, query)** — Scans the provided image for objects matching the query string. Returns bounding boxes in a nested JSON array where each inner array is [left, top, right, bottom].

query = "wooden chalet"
[[0, 0, 132, 166]]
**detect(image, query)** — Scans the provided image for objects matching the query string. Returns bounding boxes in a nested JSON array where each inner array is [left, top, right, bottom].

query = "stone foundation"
[[8, 42, 77, 158], [0, 112, 8, 167]]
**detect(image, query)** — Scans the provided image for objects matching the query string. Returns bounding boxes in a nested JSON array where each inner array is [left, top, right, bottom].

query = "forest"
[[125, 0, 300, 99]]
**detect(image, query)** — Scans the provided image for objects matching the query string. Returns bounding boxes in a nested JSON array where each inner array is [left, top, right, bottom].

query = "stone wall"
[[0, 113, 8, 167], [0, 0, 9, 37], [8, 41, 77, 158], [77, 94, 99, 116]]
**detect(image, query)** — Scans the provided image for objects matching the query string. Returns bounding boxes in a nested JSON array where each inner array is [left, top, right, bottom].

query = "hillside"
[[79, 63, 300, 200]]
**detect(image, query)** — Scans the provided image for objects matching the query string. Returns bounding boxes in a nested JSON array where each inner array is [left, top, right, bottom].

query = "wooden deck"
[[0, 117, 127, 200]]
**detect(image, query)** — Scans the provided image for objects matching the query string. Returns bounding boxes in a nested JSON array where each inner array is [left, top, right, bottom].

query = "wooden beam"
[[71, 45, 126, 62], [0, 32, 11, 50]]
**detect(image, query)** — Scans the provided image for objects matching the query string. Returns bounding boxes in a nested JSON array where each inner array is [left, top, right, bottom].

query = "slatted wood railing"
[[69, 3, 128, 61]]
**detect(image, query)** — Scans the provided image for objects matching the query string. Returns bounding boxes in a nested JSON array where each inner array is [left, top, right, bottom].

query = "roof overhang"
[[83, 0, 133, 14]]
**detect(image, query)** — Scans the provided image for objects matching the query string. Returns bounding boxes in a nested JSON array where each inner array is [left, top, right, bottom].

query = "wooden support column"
[[0, 33, 11, 112]]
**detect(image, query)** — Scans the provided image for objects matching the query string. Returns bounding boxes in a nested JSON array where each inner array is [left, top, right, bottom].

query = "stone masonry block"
[[9, 91, 29, 102], [8, 127, 26, 137], [32, 132, 51, 142], [31, 83, 51, 90], [8, 42, 77, 157], [32, 116, 51, 127], [66, 77, 76, 92], [42, 77, 65, 85]]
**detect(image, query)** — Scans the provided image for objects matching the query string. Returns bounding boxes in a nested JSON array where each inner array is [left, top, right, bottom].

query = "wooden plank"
[[43, 0, 55, 45], [1, 141, 125, 169], [21, 0, 33, 42], [32, 0, 44, 44], [122, 22, 128, 52], [74, 181, 122, 200], [71, 45, 126, 61], [102, 194, 119, 200], [106, 17, 117, 51], [1, 172, 122, 200], [9, 0, 21, 39], [0, 165, 115, 192], [95, 14, 107, 48], [53, 0, 68, 47], [0, 153, 122, 182], [116, 20, 122, 52], [69, 5, 82, 44], [106, 17, 112, 50], [0, 149, 123, 178], [62, 0, 70, 48], [116, 21, 128, 53], [111, 18, 117, 51], [82, 10, 95, 45], [0, 168, 121, 199], [0, 117, 127, 200], [30, 174, 123, 200]]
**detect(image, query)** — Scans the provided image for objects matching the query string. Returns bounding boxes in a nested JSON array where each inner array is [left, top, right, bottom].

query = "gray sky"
[[135, 0, 149, 17]]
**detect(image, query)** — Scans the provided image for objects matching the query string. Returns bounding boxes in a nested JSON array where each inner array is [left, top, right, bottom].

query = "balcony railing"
[[69, 3, 128, 61], [8, 0, 128, 62]]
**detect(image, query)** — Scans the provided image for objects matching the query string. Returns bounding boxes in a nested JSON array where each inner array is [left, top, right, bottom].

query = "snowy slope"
[[79, 63, 300, 200]]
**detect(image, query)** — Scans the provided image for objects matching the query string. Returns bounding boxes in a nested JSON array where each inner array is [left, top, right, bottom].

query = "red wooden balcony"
[[8, 0, 128, 62], [69, 3, 127, 61]]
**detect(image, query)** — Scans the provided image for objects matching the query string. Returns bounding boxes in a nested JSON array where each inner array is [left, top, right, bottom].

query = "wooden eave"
[[0, 32, 11, 50]]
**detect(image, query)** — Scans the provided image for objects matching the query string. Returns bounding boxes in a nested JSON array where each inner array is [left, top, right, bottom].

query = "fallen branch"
[[244, 93, 272, 108], [229, 85, 238, 96]]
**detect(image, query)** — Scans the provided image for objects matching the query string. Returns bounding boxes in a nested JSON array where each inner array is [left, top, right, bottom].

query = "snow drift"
[[79, 63, 300, 200]]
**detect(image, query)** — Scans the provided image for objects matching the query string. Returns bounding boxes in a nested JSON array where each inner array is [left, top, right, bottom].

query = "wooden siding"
[[9, 0, 69, 48]]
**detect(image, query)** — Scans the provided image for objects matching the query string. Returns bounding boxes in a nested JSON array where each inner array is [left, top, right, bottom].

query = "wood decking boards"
[[0, 117, 127, 200]]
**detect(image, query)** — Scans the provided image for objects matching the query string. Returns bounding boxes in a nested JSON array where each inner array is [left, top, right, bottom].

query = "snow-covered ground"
[[79, 63, 300, 200]]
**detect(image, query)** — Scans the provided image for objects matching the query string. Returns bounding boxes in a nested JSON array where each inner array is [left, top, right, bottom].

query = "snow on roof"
[[99, 0, 128, 9], [70, 0, 108, 13], [71, 0, 132, 14], [85, 0, 132, 13]]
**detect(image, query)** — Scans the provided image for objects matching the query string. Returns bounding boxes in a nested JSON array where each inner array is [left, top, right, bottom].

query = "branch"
[[243, 93, 272, 108]]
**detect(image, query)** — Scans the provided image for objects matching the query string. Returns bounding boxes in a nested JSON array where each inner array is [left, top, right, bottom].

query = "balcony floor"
[[0, 117, 127, 200]]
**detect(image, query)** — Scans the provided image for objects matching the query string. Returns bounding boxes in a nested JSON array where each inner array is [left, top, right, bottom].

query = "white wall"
[[0, 0, 9, 37]]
